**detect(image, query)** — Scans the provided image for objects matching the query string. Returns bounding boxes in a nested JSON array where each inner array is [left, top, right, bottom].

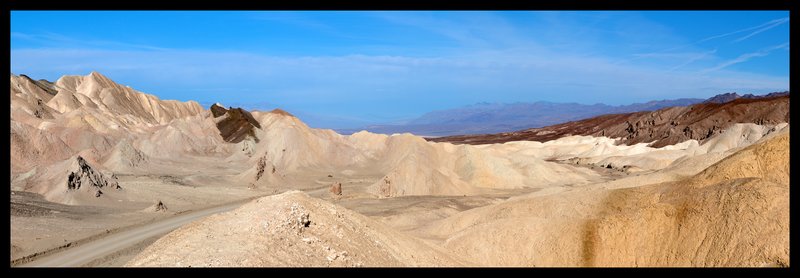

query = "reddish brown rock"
[[210, 103, 228, 118], [330, 182, 342, 196], [212, 105, 262, 143]]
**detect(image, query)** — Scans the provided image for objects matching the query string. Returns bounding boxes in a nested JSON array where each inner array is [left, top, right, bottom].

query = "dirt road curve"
[[18, 201, 248, 267]]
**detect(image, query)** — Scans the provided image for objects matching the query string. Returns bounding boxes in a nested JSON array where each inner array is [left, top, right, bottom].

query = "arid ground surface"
[[10, 72, 789, 267]]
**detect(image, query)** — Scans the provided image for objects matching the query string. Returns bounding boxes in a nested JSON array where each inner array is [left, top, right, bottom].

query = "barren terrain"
[[10, 72, 790, 267]]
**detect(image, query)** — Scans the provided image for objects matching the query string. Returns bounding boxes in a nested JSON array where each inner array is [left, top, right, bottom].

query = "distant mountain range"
[[702, 91, 789, 104], [337, 98, 705, 136], [430, 92, 790, 147], [339, 91, 789, 137]]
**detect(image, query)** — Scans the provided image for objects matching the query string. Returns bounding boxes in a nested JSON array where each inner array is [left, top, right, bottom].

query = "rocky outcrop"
[[330, 182, 342, 196], [155, 200, 168, 212], [703, 91, 789, 104], [19, 74, 58, 97], [377, 177, 392, 198], [210, 103, 227, 118], [212, 105, 262, 143], [255, 155, 268, 181], [67, 156, 120, 197], [248, 153, 279, 189], [431, 94, 789, 147]]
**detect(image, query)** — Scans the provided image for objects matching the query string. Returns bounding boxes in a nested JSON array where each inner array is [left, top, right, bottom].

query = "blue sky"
[[10, 11, 790, 128]]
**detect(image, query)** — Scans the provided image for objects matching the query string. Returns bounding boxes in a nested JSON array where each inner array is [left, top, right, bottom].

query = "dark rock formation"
[[211, 104, 262, 143], [19, 74, 58, 96], [155, 200, 168, 212], [210, 103, 228, 118], [67, 156, 121, 196], [255, 155, 267, 181]]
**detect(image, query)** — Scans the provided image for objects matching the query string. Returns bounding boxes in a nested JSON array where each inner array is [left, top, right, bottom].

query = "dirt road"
[[17, 201, 249, 267]]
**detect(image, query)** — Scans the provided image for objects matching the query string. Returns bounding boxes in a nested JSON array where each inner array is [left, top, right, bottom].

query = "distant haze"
[[337, 98, 705, 136]]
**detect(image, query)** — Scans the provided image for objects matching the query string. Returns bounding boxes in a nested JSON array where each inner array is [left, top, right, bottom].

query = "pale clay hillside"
[[10, 72, 789, 267]]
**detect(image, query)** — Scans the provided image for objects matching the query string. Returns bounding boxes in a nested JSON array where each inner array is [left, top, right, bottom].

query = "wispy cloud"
[[633, 51, 712, 59], [247, 12, 379, 43], [249, 12, 335, 32], [702, 42, 789, 73], [11, 31, 169, 51], [668, 17, 789, 53], [732, 17, 790, 43], [622, 17, 789, 67], [374, 12, 538, 51], [668, 49, 717, 72], [690, 17, 789, 45]]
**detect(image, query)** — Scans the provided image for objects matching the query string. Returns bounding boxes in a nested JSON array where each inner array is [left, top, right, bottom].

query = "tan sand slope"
[[11, 73, 233, 205], [10, 72, 209, 173], [428, 128, 789, 266], [125, 129, 789, 267], [126, 191, 465, 267], [10, 120, 75, 174], [548, 123, 788, 172], [49, 72, 204, 125], [364, 122, 787, 197]]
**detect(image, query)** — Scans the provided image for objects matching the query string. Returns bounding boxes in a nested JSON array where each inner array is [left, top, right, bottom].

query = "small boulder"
[[330, 182, 342, 196], [155, 200, 168, 212]]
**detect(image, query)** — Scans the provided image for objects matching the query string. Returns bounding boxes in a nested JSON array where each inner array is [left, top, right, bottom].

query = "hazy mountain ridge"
[[338, 98, 704, 136], [702, 91, 789, 104], [430, 92, 790, 147]]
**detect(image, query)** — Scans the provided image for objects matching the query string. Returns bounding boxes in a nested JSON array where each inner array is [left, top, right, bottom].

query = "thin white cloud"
[[732, 17, 790, 43], [695, 17, 788, 45], [623, 17, 789, 66], [702, 42, 789, 73], [633, 51, 712, 59], [250, 12, 334, 32], [12, 31, 170, 51], [374, 12, 539, 51], [668, 49, 717, 72], [376, 12, 491, 47]]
